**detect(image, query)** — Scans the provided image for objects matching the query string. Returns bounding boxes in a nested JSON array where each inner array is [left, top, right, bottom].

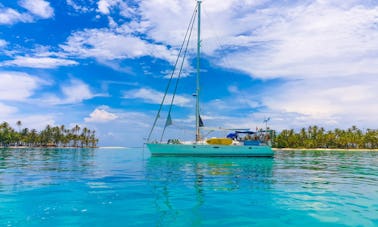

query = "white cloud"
[[137, 0, 268, 48], [0, 102, 17, 116], [97, 0, 133, 17], [262, 75, 378, 129], [123, 88, 191, 107], [0, 106, 56, 131], [1, 0, 377, 146], [136, 1, 378, 80], [9, 114, 56, 131], [43, 79, 95, 105], [133, 0, 378, 132], [19, 0, 54, 19], [212, 2, 378, 79], [138, 0, 196, 46], [0, 71, 43, 101], [200, 74, 378, 131], [0, 56, 78, 68], [0, 39, 7, 48], [83, 110, 153, 146], [85, 108, 118, 122], [61, 28, 177, 63], [66, 0, 91, 13], [107, 15, 117, 28], [0, 6, 32, 24], [97, 0, 113, 14], [22, 115, 56, 131], [62, 79, 94, 103]]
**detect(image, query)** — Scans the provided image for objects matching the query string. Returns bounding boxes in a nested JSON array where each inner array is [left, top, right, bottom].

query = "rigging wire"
[[147, 6, 198, 142], [160, 6, 197, 142]]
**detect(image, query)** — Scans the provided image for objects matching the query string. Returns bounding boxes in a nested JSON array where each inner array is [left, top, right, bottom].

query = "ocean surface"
[[0, 148, 377, 226]]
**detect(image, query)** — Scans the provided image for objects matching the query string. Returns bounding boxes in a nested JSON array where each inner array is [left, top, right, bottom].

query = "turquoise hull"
[[146, 143, 274, 157]]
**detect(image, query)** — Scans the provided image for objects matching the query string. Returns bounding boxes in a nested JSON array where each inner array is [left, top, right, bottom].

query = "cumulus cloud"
[[43, 79, 96, 105], [1, 0, 377, 144], [0, 0, 54, 25], [136, 0, 378, 80], [224, 3, 378, 79], [0, 102, 17, 116], [0, 71, 44, 101], [61, 79, 94, 103], [4, 114, 56, 131], [201, 74, 378, 130], [0, 39, 7, 48], [0, 6, 32, 24], [0, 56, 78, 68], [0, 106, 56, 132], [84, 110, 153, 146], [262, 75, 378, 128], [85, 108, 118, 122], [19, 0, 54, 19], [19, 115, 56, 130], [97, 0, 113, 14], [137, 0, 197, 47], [97, 0, 134, 17], [137, 0, 268, 48], [134, 0, 378, 130], [61, 28, 177, 63], [123, 88, 192, 107], [66, 0, 91, 13]]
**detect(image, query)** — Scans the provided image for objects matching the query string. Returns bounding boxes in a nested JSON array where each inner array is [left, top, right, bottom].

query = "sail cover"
[[199, 115, 204, 127], [165, 113, 173, 127]]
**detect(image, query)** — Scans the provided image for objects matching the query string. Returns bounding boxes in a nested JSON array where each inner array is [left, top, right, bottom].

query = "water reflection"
[[270, 150, 378, 226], [145, 157, 274, 224], [146, 156, 274, 191], [0, 148, 95, 191], [0, 149, 376, 226]]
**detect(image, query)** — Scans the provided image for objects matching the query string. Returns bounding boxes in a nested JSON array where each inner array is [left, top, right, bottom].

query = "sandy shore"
[[0, 146, 97, 149], [273, 148, 378, 151], [1, 146, 377, 151]]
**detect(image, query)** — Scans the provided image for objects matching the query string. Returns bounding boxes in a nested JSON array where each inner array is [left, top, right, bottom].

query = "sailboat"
[[146, 0, 274, 157]]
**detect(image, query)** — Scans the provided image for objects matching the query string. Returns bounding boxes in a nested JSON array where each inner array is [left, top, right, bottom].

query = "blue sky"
[[1, 0, 377, 146]]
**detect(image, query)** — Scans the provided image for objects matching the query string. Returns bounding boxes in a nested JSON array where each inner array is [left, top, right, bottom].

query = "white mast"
[[195, 0, 202, 142]]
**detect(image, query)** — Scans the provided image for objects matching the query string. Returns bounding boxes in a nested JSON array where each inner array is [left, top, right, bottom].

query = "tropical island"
[[1, 121, 377, 150], [272, 125, 378, 149], [0, 121, 98, 148]]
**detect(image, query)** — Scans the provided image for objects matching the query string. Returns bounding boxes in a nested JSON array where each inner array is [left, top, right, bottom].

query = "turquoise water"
[[0, 148, 377, 226]]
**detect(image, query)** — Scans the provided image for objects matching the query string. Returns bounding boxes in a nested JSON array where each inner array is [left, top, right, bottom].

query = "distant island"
[[0, 121, 98, 148], [272, 125, 378, 149], [2, 121, 377, 150]]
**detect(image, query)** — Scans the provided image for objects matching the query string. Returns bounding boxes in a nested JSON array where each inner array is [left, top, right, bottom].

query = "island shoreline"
[[273, 148, 378, 151], [1, 146, 377, 151]]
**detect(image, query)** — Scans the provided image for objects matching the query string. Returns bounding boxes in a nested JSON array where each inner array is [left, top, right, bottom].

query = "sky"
[[0, 0, 377, 147]]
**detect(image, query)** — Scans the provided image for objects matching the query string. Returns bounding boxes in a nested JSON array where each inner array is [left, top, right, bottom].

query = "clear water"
[[0, 148, 377, 226]]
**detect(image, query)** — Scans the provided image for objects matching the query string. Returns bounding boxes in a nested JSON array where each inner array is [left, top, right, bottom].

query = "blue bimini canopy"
[[226, 133, 237, 139]]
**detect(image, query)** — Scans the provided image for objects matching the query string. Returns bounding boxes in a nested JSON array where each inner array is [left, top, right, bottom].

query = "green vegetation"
[[0, 121, 98, 148], [273, 125, 378, 149]]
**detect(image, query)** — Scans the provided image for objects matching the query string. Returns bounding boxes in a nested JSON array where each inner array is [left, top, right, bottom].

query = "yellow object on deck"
[[206, 138, 233, 145]]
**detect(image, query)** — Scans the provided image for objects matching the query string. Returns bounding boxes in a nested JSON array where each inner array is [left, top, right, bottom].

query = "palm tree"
[[20, 128, 29, 146], [0, 121, 98, 148], [16, 120, 22, 131], [28, 129, 38, 147], [90, 130, 98, 147], [72, 125, 81, 147], [325, 130, 336, 148]]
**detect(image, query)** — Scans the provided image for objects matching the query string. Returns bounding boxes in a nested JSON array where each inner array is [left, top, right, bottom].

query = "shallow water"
[[0, 148, 377, 226]]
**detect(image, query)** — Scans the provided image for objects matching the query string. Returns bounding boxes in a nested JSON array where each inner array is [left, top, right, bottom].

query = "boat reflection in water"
[[145, 156, 274, 225]]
